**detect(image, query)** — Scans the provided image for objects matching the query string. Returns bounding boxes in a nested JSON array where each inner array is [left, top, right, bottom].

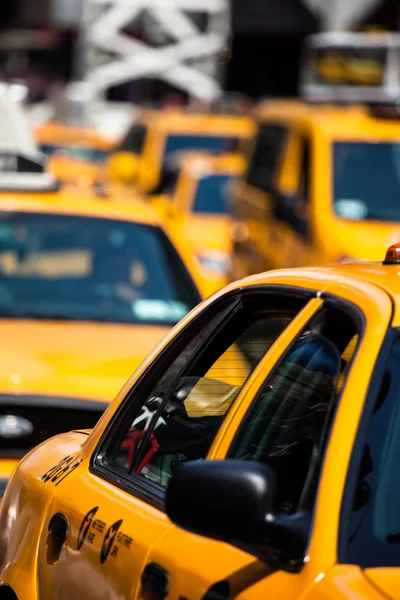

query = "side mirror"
[[166, 460, 308, 569], [108, 152, 140, 184]]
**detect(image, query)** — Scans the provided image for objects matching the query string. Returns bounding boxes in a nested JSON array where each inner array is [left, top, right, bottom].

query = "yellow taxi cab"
[[163, 152, 245, 291], [0, 154, 207, 502], [109, 107, 254, 198], [231, 32, 400, 279], [3, 243, 400, 599], [35, 121, 115, 185]]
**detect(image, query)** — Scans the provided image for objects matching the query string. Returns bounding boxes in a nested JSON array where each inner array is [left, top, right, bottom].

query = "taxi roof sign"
[[300, 32, 400, 104]]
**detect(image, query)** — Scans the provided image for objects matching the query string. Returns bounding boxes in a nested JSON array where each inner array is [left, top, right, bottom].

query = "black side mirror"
[[166, 460, 309, 570]]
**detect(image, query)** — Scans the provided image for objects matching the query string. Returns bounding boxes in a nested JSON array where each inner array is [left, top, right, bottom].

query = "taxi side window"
[[246, 123, 288, 192], [229, 304, 359, 515], [279, 136, 312, 239], [103, 293, 308, 490]]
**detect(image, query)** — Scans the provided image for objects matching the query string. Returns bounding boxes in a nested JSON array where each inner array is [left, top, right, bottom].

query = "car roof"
[[139, 110, 254, 137], [35, 122, 115, 149], [0, 182, 160, 226], [255, 100, 400, 137], [178, 152, 245, 176], [234, 261, 400, 327]]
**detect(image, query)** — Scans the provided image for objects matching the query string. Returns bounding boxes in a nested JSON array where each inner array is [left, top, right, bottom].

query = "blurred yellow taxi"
[[231, 32, 400, 278], [35, 121, 115, 185], [0, 165, 204, 501], [164, 152, 245, 291], [109, 108, 254, 197], [3, 247, 400, 599]]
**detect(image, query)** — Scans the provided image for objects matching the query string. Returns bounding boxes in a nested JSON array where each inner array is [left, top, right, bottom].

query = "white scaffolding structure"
[[77, 0, 230, 103]]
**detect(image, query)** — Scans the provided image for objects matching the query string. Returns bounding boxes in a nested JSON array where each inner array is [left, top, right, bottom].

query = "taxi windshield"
[[0, 212, 199, 325], [40, 144, 108, 164], [192, 174, 234, 215], [154, 134, 240, 194], [333, 141, 400, 221]]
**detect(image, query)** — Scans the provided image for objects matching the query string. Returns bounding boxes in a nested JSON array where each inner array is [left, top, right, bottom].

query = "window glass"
[[229, 306, 359, 515], [245, 124, 287, 191], [108, 294, 307, 488], [346, 335, 400, 567], [152, 135, 241, 196], [192, 174, 235, 215], [40, 144, 108, 164], [118, 124, 148, 155], [0, 212, 199, 325], [334, 141, 400, 221]]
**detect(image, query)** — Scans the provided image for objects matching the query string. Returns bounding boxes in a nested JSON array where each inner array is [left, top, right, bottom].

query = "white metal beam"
[[79, 0, 230, 101]]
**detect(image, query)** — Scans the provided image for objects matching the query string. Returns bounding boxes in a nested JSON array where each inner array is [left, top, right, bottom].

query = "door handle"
[[141, 563, 169, 599], [48, 512, 69, 543]]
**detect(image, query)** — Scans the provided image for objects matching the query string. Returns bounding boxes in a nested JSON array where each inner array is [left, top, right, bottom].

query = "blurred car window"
[[245, 123, 288, 192], [153, 134, 241, 195], [0, 212, 199, 326], [192, 174, 235, 215], [106, 294, 308, 488], [40, 144, 109, 164], [118, 123, 148, 155], [334, 141, 400, 221]]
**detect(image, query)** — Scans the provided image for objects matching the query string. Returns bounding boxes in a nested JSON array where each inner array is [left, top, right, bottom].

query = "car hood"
[[323, 218, 400, 261], [0, 320, 170, 402]]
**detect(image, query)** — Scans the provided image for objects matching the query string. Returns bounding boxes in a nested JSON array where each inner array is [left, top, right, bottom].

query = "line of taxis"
[[1, 30, 400, 600]]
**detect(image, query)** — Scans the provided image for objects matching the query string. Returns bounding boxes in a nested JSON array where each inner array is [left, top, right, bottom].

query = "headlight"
[[197, 252, 232, 275]]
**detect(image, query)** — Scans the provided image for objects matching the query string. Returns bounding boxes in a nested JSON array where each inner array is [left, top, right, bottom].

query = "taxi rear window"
[[0, 212, 200, 325], [192, 173, 235, 215], [334, 141, 400, 221]]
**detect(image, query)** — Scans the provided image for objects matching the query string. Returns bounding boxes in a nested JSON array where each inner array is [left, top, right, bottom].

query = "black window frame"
[[90, 285, 316, 510], [274, 132, 313, 240], [245, 122, 289, 192]]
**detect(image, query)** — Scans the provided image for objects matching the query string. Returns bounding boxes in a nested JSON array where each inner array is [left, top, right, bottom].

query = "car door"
[[143, 290, 376, 600], [269, 129, 317, 270], [231, 122, 289, 278], [36, 286, 316, 600]]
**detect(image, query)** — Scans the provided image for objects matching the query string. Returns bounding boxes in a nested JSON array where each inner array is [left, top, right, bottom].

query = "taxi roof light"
[[300, 31, 400, 106], [383, 244, 400, 264]]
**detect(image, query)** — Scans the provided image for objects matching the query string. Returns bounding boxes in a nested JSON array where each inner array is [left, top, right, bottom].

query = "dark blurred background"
[[0, 0, 399, 102]]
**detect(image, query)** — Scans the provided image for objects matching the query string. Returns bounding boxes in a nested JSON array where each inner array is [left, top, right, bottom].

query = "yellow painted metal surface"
[[35, 122, 116, 185], [111, 109, 254, 193], [231, 100, 400, 280], [0, 263, 398, 598]]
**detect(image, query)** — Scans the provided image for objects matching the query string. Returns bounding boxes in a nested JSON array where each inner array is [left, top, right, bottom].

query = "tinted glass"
[[245, 123, 287, 191], [229, 306, 359, 515], [118, 124, 147, 154], [346, 336, 400, 567], [0, 212, 199, 325], [109, 296, 306, 489], [334, 142, 400, 221], [192, 174, 234, 215], [40, 144, 108, 164], [153, 134, 240, 195]]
